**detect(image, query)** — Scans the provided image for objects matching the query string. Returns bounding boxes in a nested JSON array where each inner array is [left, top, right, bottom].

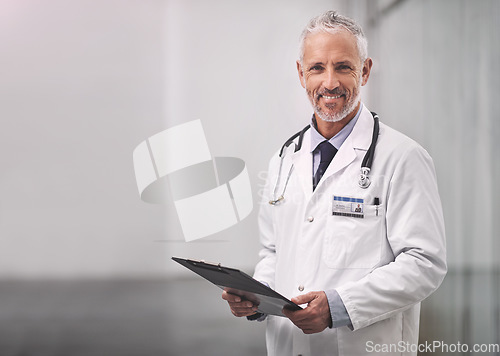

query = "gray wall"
[[0, 0, 169, 278]]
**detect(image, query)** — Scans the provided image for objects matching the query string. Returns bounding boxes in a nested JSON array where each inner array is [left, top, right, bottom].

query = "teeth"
[[323, 95, 342, 99]]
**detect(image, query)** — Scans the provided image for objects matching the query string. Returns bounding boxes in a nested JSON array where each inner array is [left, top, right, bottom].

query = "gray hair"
[[299, 11, 368, 64]]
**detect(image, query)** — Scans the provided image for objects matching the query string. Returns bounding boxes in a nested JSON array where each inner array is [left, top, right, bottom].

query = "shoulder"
[[376, 122, 436, 179], [378, 122, 431, 158]]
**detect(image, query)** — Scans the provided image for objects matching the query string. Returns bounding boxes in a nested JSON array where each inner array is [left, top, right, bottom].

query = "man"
[[223, 10, 446, 356]]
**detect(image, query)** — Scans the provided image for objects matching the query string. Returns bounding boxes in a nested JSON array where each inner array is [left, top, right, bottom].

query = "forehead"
[[302, 29, 360, 63]]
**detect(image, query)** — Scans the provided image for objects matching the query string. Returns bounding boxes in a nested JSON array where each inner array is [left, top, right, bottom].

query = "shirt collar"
[[310, 103, 363, 153]]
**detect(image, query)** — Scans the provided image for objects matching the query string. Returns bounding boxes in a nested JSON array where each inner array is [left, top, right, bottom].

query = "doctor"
[[222, 10, 446, 356]]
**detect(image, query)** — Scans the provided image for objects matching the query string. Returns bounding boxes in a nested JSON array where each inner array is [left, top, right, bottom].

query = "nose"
[[323, 67, 340, 90]]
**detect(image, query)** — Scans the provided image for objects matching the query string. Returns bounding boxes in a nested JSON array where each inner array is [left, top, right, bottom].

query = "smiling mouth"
[[322, 95, 343, 100]]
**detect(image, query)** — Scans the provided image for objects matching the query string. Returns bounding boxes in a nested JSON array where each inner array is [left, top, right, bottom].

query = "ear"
[[361, 58, 373, 86], [296, 60, 306, 88]]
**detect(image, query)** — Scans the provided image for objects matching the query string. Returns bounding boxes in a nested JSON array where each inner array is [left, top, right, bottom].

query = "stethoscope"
[[269, 112, 380, 205]]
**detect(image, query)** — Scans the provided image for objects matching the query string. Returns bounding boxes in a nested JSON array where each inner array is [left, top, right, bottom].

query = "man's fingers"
[[222, 291, 255, 308], [229, 303, 258, 317], [221, 290, 241, 302], [222, 291, 258, 317], [283, 291, 332, 334], [228, 300, 256, 310]]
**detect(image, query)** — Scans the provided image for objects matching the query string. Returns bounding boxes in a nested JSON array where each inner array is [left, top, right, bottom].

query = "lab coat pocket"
[[323, 204, 385, 269]]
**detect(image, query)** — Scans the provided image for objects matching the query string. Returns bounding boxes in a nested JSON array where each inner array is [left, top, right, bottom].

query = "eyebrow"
[[306, 62, 325, 68], [334, 61, 354, 66], [306, 60, 355, 69]]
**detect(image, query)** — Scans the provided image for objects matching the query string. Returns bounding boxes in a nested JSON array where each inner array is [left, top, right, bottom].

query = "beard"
[[308, 82, 361, 123]]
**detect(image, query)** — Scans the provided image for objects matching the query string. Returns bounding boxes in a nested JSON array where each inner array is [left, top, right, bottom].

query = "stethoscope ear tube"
[[279, 125, 311, 157], [362, 112, 379, 169], [359, 112, 379, 189], [358, 112, 379, 189]]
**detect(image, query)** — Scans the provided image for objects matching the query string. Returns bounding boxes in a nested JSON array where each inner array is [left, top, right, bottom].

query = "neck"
[[315, 102, 360, 139]]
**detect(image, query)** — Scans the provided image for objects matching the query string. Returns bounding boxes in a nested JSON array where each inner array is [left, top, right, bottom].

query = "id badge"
[[332, 196, 364, 218]]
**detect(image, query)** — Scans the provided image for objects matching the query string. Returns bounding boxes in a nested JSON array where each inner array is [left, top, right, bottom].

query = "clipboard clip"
[[187, 259, 227, 273]]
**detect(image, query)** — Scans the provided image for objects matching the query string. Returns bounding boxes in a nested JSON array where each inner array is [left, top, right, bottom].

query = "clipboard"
[[172, 257, 302, 317]]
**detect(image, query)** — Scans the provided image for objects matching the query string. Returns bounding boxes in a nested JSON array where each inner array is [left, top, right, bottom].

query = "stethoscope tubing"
[[362, 112, 379, 169], [270, 112, 379, 204]]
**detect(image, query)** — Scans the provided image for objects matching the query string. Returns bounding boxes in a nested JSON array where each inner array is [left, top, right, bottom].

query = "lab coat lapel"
[[350, 106, 374, 151], [313, 106, 374, 191]]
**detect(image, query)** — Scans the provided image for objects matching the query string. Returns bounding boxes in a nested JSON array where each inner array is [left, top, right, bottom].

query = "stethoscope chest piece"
[[358, 167, 371, 189]]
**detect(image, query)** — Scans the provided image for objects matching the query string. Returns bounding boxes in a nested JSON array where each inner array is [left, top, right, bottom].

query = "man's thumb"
[[292, 292, 316, 305]]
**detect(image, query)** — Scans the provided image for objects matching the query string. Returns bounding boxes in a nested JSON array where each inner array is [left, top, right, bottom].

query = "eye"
[[309, 65, 324, 71], [337, 64, 352, 71]]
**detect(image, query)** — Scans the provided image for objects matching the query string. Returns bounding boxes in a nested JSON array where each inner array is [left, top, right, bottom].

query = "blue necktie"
[[313, 141, 337, 190]]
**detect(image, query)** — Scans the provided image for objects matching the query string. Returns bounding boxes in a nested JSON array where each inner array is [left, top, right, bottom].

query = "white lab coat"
[[253, 105, 447, 356]]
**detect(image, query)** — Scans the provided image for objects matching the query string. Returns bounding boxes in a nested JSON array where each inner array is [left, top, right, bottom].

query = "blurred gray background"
[[0, 0, 498, 355]]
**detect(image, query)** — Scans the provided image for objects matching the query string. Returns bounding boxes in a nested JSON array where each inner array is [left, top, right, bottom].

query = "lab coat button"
[[306, 216, 314, 222], [298, 285, 304, 292]]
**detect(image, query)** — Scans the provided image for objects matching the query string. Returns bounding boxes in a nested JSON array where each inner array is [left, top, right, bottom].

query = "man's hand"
[[282, 291, 332, 334], [221, 290, 259, 317]]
